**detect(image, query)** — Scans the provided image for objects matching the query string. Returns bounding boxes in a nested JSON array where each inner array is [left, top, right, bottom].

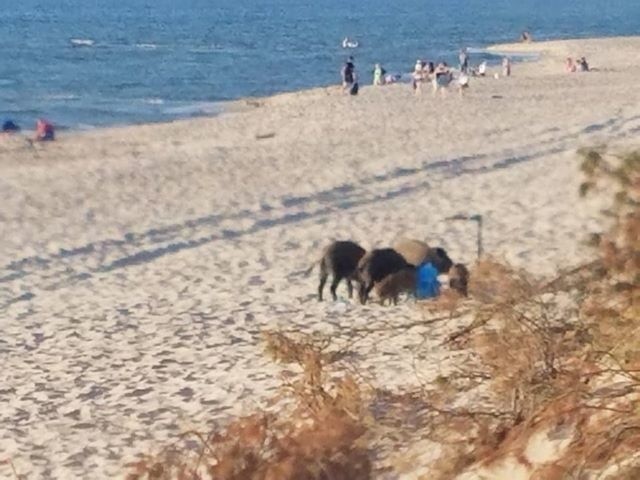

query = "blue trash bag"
[[416, 262, 440, 299]]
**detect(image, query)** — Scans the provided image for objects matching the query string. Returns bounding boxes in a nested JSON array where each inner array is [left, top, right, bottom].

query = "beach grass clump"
[[125, 332, 372, 480], [411, 149, 640, 478], [427, 148, 640, 478], [579, 147, 640, 280]]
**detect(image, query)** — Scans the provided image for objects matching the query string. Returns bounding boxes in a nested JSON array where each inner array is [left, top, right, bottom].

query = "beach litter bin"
[[416, 262, 440, 299]]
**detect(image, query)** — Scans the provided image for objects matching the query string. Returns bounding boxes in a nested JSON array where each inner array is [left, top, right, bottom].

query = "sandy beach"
[[1, 36, 640, 478]]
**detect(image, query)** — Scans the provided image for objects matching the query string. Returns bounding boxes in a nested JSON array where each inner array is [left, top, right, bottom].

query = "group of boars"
[[307, 238, 469, 305]]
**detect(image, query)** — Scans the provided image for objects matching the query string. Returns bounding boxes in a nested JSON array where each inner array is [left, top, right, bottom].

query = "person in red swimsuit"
[[35, 118, 55, 141]]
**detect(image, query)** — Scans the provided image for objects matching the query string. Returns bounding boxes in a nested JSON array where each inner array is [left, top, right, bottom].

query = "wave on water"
[[70, 38, 95, 47], [188, 45, 222, 53], [43, 93, 79, 101], [162, 101, 221, 116], [467, 46, 540, 60], [142, 98, 165, 105], [188, 44, 248, 54], [135, 43, 159, 50]]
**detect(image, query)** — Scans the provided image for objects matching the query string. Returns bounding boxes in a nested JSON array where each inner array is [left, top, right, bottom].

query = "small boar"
[[375, 266, 417, 305], [307, 240, 366, 301], [449, 263, 469, 296], [356, 248, 410, 304]]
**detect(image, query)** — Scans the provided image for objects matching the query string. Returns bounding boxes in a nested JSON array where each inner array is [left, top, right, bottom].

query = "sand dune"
[[1, 36, 640, 478]]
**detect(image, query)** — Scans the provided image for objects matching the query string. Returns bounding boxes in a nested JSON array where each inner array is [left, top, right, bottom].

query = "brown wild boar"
[[356, 248, 410, 304], [375, 266, 417, 305], [449, 263, 469, 296]]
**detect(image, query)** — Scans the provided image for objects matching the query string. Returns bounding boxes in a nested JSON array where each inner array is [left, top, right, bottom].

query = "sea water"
[[1, 0, 638, 129]]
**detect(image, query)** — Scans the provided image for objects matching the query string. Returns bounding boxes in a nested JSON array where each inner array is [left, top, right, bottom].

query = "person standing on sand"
[[520, 31, 533, 43], [459, 48, 469, 74], [412, 59, 425, 94], [502, 57, 511, 77], [432, 62, 452, 96], [457, 71, 470, 96], [373, 63, 386, 85], [341, 56, 355, 90]]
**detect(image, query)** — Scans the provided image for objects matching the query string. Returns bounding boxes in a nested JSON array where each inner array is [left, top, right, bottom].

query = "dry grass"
[[125, 332, 372, 480], [412, 149, 640, 479], [122, 149, 639, 480]]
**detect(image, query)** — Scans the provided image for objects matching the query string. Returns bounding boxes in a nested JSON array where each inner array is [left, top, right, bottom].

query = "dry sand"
[[1, 36, 640, 478]]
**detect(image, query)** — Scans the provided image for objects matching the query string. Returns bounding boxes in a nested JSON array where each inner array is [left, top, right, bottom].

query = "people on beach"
[[2, 120, 20, 134], [457, 72, 470, 96], [577, 56, 590, 72], [565, 57, 577, 73], [427, 61, 435, 75], [433, 62, 452, 96], [384, 73, 401, 84], [35, 118, 55, 141], [412, 59, 426, 94], [520, 31, 533, 43], [502, 57, 511, 77], [459, 48, 469, 74], [373, 63, 387, 85], [477, 61, 487, 76], [341, 56, 356, 91]]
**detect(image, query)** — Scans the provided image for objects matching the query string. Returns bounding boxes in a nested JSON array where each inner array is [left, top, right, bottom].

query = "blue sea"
[[1, 0, 638, 129]]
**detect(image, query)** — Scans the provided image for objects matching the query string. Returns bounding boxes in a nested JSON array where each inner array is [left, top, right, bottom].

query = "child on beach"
[[457, 72, 470, 96], [565, 57, 577, 73], [373, 63, 386, 85], [412, 59, 425, 94], [477, 61, 487, 76]]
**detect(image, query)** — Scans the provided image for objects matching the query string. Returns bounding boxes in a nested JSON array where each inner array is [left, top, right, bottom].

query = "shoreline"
[[4, 34, 636, 136]]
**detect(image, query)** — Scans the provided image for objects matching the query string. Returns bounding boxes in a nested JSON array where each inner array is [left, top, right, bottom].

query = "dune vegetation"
[[120, 148, 638, 480]]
